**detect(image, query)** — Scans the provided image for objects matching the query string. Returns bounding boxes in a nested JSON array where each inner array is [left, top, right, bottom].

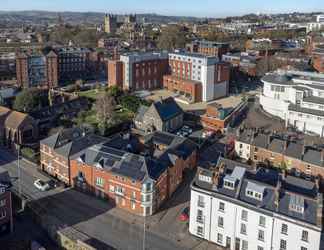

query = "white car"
[[34, 179, 50, 191]]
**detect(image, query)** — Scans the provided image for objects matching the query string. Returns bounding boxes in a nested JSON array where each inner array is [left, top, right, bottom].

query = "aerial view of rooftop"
[[1, 0, 324, 249]]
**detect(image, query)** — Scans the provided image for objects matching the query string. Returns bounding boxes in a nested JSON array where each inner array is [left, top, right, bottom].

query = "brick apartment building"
[[40, 128, 107, 184], [16, 48, 106, 88], [107, 60, 124, 88], [0, 169, 13, 234], [312, 46, 324, 73], [235, 129, 324, 185], [108, 52, 169, 91], [70, 131, 197, 216], [0, 53, 16, 81], [222, 52, 261, 77], [163, 52, 230, 103], [186, 40, 230, 59]]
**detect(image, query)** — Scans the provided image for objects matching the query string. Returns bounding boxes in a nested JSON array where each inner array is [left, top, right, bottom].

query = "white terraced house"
[[189, 158, 323, 250], [260, 70, 324, 136]]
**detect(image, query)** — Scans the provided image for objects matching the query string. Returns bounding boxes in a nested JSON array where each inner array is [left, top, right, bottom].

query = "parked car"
[[34, 179, 50, 191], [179, 207, 190, 222]]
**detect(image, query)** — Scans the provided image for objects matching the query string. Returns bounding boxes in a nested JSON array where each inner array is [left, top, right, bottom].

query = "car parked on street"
[[178, 207, 190, 222], [33, 179, 50, 191]]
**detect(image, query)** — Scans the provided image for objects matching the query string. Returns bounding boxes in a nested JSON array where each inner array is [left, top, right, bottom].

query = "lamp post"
[[17, 144, 21, 198], [143, 213, 146, 250]]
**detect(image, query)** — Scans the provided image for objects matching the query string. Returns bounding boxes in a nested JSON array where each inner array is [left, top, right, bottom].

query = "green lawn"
[[78, 88, 107, 100]]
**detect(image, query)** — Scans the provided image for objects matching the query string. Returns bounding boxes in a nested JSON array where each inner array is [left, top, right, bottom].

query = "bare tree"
[[94, 92, 116, 125]]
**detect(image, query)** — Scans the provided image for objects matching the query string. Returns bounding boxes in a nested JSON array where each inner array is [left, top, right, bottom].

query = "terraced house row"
[[40, 128, 197, 216], [235, 129, 324, 184]]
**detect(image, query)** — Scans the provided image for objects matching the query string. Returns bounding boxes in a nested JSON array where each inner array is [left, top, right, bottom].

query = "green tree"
[[120, 95, 151, 113], [13, 88, 42, 113], [157, 26, 188, 50]]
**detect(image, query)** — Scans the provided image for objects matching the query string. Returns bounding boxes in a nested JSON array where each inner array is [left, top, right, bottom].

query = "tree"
[[157, 26, 188, 50], [94, 92, 116, 126], [13, 88, 42, 113], [120, 95, 151, 113]]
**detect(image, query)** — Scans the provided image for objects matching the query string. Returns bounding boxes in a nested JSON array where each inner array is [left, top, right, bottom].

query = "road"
[[0, 148, 64, 201]]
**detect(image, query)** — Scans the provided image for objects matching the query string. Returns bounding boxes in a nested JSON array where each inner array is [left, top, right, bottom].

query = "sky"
[[1, 0, 324, 17]]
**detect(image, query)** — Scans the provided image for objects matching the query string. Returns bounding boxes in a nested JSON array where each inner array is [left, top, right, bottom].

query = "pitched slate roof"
[[0, 106, 34, 130], [41, 128, 107, 158], [152, 97, 183, 121], [134, 105, 149, 123]]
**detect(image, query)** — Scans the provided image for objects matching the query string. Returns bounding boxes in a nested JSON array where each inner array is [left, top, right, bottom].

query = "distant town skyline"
[[1, 0, 324, 17]]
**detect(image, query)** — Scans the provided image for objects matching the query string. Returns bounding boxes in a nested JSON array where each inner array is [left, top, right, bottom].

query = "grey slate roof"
[[41, 128, 107, 158], [289, 104, 324, 117], [193, 157, 321, 227], [262, 74, 293, 85], [252, 134, 268, 148], [134, 105, 149, 123], [303, 147, 324, 167], [285, 142, 303, 159], [303, 96, 324, 105], [268, 137, 285, 154], [153, 97, 183, 122]]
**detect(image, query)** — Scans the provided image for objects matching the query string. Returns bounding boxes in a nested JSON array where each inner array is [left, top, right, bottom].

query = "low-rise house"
[[200, 101, 248, 133], [70, 131, 197, 216], [235, 129, 324, 185], [134, 97, 184, 133], [189, 157, 323, 250], [0, 106, 38, 148], [40, 128, 107, 184], [0, 169, 13, 234]]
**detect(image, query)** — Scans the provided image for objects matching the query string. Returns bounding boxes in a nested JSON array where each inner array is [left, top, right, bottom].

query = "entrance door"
[[226, 236, 231, 248], [235, 238, 240, 250]]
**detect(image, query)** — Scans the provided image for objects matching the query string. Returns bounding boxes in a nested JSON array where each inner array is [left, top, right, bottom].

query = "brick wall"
[[108, 60, 124, 88]]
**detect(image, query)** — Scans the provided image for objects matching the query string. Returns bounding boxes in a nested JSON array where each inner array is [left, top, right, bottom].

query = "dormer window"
[[77, 154, 85, 163], [95, 158, 105, 169], [198, 173, 212, 184], [289, 194, 304, 214], [224, 179, 235, 190], [246, 182, 265, 201]]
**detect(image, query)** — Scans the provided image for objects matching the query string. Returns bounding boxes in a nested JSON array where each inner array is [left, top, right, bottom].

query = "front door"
[[235, 238, 240, 250]]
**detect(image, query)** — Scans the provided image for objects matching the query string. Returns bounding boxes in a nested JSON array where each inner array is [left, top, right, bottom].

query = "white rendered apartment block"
[[189, 157, 323, 250], [168, 52, 229, 102], [260, 70, 324, 136]]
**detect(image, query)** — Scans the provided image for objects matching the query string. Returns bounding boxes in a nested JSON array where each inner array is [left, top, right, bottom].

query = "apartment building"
[[16, 51, 47, 88], [312, 46, 324, 73], [222, 52, 261, 77], [235, 129, 324, 183], [186, 40, 230, 59], [119, 52, 169, 91], [70, 131, 197, 216], [164, 52, 230, 103], [0, 169, 13, 234], [16, 48, 105, 88], [0, 52, 16, 81], [107, 59, 124, 88], [189, 157, 323, 250], [260, 70, 324, 136], [40, 128, 107, 184]]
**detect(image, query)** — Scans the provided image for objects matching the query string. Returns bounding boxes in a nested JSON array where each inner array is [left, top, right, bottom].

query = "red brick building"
[[108, 60, 124, 88], [200, 101, 247, 133], [312, 46, 324, 73], [119, 52, 169, 91], [186, 40, 230, 59], [235, 130, 324, 185], [70, 131, 197, 216], [0, 169, 13, 234], [40, 128, 107, 184]]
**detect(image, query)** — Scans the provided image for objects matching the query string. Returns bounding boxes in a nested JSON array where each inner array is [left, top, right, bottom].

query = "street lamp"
[[17, 144, 21, 198], [143, 213, 146, 250]]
